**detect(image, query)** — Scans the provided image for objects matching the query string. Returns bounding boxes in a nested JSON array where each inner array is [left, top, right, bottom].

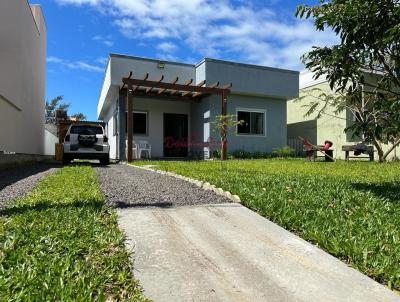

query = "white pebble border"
[[126, 163, 241, 203]]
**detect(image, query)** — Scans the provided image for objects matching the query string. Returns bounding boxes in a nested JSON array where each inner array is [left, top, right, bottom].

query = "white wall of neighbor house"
[[44, 129, 58, 156], [0, 1, 46, 155]]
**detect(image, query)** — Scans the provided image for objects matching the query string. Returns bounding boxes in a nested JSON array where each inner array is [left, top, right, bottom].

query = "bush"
[[272, 146, 294, 158]]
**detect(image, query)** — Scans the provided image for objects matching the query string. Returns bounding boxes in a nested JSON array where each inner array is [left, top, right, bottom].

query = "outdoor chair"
[[136, 140, 151, 159]]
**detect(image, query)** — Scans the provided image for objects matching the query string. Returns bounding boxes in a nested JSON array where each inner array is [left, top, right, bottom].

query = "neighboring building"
[[97, 54, 299, 160], [287, 70, 399, 160], [0, 1, 46, 156], [44, 123, 58, 156]]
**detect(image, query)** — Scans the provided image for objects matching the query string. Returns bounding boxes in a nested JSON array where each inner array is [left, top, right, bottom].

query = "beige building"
[[287, 70, 399, 160], [0, 1, 46, 155]]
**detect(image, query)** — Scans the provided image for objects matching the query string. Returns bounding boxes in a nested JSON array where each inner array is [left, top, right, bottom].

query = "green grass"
[[0, 166, 149, 301], [133, 159, 400, 290]]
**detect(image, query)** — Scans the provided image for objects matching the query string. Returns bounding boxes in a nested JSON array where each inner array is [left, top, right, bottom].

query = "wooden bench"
[[342, 145, 374, 161]]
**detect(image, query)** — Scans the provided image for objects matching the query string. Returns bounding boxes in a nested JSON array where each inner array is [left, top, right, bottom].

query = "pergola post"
[[127, 84, 133, 162], [221, 90, 228, 161]]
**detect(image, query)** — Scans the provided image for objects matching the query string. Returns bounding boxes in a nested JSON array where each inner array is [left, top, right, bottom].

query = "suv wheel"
[[100, 155, 110, 165], [62, 153, 70, 165]]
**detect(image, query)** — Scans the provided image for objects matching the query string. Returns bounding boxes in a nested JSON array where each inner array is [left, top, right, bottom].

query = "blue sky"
[[34, 0, 335, 120]]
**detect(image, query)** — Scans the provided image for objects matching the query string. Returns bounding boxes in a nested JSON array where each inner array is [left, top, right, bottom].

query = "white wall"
[[0, 1, 46, 154], [44, 129, 58, 156]]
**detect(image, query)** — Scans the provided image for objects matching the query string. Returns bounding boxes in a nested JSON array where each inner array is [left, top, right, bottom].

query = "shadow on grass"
[[0, 200, 104, 217], [351, 182, 400, 202]]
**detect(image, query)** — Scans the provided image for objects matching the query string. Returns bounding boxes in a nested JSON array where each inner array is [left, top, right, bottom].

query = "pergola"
[[120, 71, 232, 162]]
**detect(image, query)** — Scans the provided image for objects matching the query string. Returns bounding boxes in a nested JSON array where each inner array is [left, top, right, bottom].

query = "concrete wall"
[[44, 129, 58, 156], [201, 58, 299, 99], [0, 1, 46, 155]]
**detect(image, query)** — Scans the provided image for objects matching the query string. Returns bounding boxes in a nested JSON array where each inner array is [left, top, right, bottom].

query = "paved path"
[[99, 165, 399, 302]]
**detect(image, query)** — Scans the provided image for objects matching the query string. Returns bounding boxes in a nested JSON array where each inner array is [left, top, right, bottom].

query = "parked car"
[[63, 123, 110, 165]]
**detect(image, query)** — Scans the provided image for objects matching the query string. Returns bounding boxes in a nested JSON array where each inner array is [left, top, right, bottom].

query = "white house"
[[0, 0, 46, 157], [98, 54, 299, 160]]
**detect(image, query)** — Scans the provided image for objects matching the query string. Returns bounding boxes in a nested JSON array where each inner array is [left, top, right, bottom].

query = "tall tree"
[[296, 0, 400, 162]]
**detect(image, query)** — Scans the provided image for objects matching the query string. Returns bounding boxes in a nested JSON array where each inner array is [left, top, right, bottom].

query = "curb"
[[127, 163, 241, 204]]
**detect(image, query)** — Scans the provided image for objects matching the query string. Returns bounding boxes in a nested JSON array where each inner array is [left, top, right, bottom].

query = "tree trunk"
[[382, 138, 400, 161], [372, 137, 384, 162]]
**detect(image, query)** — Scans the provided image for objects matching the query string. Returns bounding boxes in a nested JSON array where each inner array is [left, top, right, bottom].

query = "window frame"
[[236, 108, 267, 137], [125, 110, 149, 136]]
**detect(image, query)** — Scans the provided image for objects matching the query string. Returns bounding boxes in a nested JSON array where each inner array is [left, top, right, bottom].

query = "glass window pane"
[[134, 112, 147, 135], [125, 112, 147, 135], [251, 112, 264, 135], [237, 111, 250, 134]]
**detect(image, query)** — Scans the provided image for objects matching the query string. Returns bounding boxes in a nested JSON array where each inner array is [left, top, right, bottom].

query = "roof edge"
[[109, 53, 195, 68], [196, 57, 299, 75]]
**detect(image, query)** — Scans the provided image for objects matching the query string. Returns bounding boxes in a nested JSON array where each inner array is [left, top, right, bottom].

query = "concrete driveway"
[[118, 203, 399, 302]]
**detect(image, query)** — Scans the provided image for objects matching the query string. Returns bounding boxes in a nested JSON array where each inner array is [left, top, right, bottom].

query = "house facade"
[[287, 70, 400, 160], [0, 1, 46, 156], [98, 54, 299, 160]]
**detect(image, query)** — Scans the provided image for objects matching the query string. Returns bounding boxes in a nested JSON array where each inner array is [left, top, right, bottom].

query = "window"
[[237, 109, 265, 135], [70, 125, 103, 135], [125, 111, 148, 135]]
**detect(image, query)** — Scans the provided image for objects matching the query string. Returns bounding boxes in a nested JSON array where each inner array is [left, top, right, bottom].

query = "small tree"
[[70, 113, 87, 121], [212, 114, 243, 161], [45, 95, 87, 123], [296, 0, 400, 162]]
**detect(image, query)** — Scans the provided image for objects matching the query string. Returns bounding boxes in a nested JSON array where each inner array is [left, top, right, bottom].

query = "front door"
[[164, 113, 188, 157]]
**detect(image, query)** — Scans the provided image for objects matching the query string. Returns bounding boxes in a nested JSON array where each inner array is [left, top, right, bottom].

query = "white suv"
[[63, 124, 110, 165]]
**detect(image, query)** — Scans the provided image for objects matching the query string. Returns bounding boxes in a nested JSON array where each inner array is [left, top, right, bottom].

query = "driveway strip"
[[97, 164, 400, 302]]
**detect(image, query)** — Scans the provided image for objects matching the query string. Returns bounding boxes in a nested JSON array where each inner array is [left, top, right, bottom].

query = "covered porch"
[[119, 72, 231, 161]]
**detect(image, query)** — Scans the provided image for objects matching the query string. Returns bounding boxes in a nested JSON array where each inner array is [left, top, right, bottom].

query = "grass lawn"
[[133, 159, 400, 290], [0, 166, 149, 301]]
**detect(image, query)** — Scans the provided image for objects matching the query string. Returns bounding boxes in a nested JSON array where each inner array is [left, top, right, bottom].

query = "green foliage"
[[71, 112, 87, 121], [272, 146, 294, 158], [133, 159, 400, 290], [0, 166, 149, 301], [45, 95, 87, 123], [296, 0, 400, 162]]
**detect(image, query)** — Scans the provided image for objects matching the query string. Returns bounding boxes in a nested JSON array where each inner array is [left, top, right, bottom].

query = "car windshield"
[[70, 126, 103, 135]]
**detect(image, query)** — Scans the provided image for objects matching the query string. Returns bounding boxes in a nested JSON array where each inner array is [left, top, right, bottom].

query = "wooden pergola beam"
[[123, 77, 230, 95], [181, 79, 194, 97], [158, 76, 179, 94], [145, 75, 164, 94], [132, 73, 149, 92]]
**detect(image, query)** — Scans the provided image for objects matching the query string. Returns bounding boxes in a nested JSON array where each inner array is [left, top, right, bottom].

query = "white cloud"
[[92, 35, 114, 47], [54, 0, 338, 69], [157, 42, 178, 53], [47, 56, 104, 73]]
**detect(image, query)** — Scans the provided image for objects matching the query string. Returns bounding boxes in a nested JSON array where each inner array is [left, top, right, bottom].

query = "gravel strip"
[[95, 164, 231, 207], [0, 163, 59, 208]]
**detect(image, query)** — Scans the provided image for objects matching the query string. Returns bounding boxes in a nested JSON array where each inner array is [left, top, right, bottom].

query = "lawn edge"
[[127, 163, 241, 203]]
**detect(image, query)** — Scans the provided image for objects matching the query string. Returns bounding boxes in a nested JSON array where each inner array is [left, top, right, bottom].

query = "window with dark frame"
[[237, 110, 265, 135], [125, 111, 148, 135]]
